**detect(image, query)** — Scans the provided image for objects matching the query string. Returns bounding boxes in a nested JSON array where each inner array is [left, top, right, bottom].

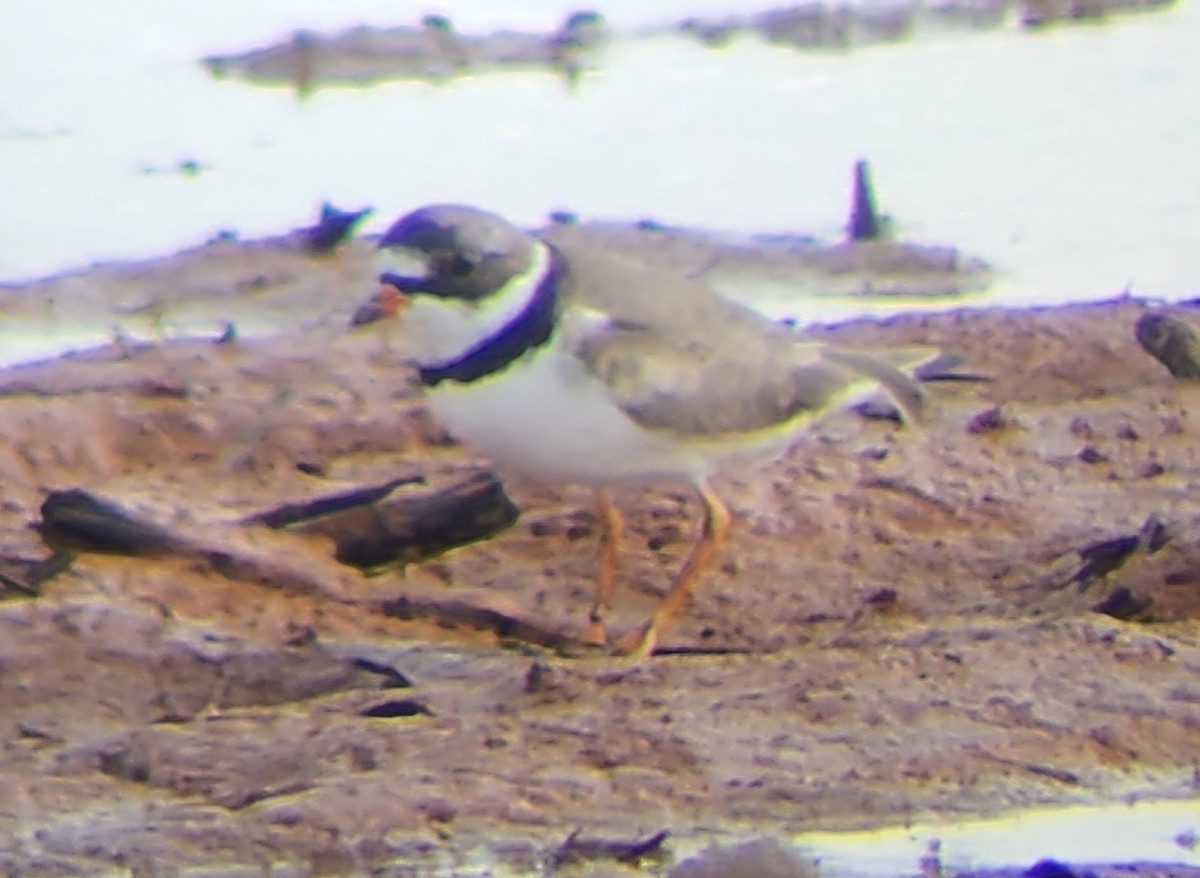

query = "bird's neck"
[[409, 241, 562, 386]]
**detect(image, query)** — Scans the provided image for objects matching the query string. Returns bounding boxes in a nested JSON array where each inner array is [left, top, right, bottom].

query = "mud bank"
[[0, 225, 1198, 874], [201, 0, 1177, 90]]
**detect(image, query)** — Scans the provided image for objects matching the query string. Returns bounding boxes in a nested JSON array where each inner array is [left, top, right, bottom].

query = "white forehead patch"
[[375, 246, 430, 278]]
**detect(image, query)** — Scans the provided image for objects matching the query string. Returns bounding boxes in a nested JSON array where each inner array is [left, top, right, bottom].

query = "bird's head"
[[351, 204, 539, 326]]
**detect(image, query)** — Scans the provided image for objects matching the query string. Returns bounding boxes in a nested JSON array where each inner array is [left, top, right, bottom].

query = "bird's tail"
[[819, 345, 940, 425]]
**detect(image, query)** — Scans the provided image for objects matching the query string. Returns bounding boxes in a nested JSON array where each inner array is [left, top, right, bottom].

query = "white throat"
[[400, 241, 553, 368]]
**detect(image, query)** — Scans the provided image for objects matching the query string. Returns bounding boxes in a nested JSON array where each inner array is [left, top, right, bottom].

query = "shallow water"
[[2, 0, 1198, 317], [799, 799, 1200, 876]]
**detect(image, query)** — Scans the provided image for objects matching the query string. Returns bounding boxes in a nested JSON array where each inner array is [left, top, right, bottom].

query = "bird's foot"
[[582, 618, 609, 647], [610, 621, 658, 661]]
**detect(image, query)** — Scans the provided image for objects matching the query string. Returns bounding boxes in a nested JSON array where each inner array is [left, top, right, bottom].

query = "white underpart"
[[391, 242, 677, 484], [398, 241, 813, 486], [433, 338, 720, 485]]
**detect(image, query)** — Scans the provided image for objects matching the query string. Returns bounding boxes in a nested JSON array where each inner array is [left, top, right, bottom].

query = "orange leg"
[[616, 480, 731, 659], [583, 488, 623, 646]]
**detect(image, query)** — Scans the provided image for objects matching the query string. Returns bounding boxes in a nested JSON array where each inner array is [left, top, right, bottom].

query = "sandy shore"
[[0, 221, 1198, 875]]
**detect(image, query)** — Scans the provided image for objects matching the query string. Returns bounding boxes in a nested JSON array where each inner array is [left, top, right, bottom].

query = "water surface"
[[1, 1, 1197, 308]]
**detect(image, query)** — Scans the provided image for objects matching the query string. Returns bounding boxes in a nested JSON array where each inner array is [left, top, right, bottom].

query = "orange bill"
[[350, 281, 410, 326]]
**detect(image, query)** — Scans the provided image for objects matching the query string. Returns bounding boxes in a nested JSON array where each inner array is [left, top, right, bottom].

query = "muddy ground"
[[0, 225, 1199, 876], [200, 0, 1178, 91]]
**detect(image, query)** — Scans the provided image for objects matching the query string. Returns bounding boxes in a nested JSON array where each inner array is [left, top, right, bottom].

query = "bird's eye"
[[446, 254, 474, 277]]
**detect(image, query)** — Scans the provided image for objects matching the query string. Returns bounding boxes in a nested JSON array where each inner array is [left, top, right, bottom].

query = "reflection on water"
[[1, 0, 1197, 316], [799, 799, 1200, 876]]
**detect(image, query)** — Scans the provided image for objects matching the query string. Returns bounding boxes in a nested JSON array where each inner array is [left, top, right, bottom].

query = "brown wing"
[[575, 323, 878, 436], [545, 232, 926, 437]]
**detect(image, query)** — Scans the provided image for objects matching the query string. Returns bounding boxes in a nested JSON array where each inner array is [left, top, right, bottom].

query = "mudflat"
[[0, 228, 1197, 875]]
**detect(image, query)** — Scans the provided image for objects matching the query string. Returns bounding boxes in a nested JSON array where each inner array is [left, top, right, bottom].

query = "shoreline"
[[0, 221, 1198, 874]]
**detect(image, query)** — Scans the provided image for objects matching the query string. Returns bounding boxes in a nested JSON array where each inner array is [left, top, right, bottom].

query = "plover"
[[352, 204, 928, 657]]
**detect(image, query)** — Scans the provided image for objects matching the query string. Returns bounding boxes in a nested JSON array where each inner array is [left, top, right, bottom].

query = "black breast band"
[[418, 249, 562, 387]]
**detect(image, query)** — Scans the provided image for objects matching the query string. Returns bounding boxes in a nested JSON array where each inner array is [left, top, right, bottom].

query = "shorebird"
[[351, 204, 927, 657]]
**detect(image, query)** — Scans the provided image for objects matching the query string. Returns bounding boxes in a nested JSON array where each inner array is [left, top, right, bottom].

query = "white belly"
[[427, 341, 711, 486]]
